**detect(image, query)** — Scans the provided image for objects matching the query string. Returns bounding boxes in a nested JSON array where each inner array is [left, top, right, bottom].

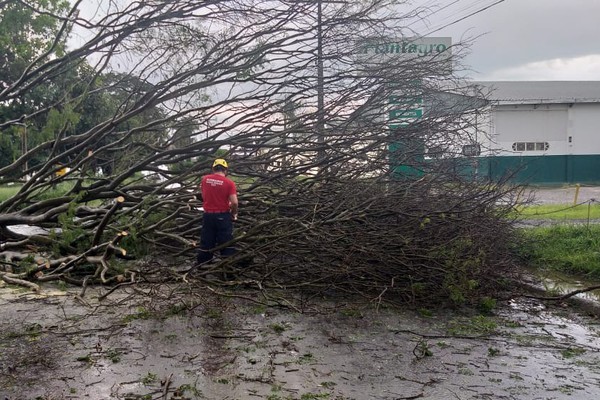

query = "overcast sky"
[[408, 0, 600, 81]]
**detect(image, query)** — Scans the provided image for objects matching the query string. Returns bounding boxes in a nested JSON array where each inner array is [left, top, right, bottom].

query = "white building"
[[474, 81, 600, 184]]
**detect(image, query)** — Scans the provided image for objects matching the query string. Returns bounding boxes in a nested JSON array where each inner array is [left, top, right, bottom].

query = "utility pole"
[[316, 0, 325, 164], [293, 0, 345, 165]]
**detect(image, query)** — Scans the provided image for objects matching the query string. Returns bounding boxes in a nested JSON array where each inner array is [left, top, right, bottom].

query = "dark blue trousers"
[[197, 212, 235, 264]]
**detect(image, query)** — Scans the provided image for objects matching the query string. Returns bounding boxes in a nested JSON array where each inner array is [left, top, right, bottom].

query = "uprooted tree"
[[0, 0, 523, 306]]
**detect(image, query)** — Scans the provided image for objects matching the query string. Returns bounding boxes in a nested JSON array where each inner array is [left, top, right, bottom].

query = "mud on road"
[[1, 282, 600, 400]]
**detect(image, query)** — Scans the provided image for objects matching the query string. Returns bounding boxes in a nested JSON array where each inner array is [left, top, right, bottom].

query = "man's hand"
[[231, 213, 238, 222]]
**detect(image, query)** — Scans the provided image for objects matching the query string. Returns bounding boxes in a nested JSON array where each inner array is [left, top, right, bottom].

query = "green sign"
[[385, 79, 427, 179], [354, 37, 453, 75], [389, 109, 423, 119], [389, 140, 425, 178], [358, 38, 451, 57]]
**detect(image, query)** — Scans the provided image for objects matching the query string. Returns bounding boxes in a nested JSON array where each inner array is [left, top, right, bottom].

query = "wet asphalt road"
[[525, 185, 600, 205]]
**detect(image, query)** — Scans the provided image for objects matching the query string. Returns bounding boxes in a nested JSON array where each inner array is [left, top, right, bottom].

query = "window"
[[512, 142, 549, 152], [512, 142, 525, 151], [462, 144, 481, 156]]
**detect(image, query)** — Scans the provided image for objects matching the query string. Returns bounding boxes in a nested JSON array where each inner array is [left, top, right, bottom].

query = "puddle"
[[539, 270, 600, 302]]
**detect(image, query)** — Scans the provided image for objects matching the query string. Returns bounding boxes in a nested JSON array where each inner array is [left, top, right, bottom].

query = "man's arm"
[[229, 194, 239, 220], [199, 178, 205, 201]]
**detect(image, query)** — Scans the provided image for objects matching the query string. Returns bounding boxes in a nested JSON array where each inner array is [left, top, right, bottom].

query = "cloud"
[[482, 55, 600, 81]]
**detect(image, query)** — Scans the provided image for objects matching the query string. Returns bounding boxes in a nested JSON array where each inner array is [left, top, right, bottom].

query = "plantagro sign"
[[355, 37, 452, 75]]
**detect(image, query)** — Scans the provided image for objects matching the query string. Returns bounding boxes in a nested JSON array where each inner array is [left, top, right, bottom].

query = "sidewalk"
[[526, 185, 600, 205]]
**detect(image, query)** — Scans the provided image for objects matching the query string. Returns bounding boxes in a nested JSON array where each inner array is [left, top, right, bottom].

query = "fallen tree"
[[0, 0, 522, 306]]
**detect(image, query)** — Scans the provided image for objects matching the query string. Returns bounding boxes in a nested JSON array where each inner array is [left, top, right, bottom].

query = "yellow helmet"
[[212, 158, 228, 169]]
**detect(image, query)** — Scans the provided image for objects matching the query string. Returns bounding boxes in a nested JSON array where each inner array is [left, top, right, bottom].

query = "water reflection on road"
[[539, 269, 600, 302]]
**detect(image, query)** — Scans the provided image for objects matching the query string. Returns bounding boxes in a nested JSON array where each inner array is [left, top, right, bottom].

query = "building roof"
[[473, 81, 600, 105]]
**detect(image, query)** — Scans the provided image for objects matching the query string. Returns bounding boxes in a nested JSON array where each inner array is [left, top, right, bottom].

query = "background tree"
[[0, 0, 71, 169]]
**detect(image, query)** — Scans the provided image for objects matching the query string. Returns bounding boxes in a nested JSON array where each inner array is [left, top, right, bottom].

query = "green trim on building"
[[394, 154, 600, 184], [473, 155, 600, 184]]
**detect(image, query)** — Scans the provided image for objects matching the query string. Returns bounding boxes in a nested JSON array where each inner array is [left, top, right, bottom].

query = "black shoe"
[[235, 257, 253, 269]]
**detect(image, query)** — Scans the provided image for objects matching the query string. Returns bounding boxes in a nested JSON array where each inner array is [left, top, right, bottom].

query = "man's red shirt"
[[201, 173, 237, 213]]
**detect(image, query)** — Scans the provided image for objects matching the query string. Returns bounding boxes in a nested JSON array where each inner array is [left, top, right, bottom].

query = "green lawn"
[[0, 185, 22, 203], [0, 182, 78, 203], [519, 225, 600, 278], [517, 203, 600, 277]]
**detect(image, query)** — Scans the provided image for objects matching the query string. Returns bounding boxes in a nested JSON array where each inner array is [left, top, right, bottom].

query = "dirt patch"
[[1, 283, 600, 400]]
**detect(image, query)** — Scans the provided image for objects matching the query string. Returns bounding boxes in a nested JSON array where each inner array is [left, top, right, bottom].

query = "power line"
[[424, 0, 506, 36], [405, 0, 505, 35], [426, 0, 499, 28], [405, 0, 462, 29]]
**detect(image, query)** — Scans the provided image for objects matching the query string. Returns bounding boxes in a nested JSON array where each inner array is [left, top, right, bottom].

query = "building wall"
[[475, 102, 600, 184], [492, 104, 568, 156], [570, 103, 600, 155]]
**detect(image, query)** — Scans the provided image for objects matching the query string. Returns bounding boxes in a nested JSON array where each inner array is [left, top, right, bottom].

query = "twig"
[[162, 373, 173, 400], [98, 280, 137, 301], [395, 394, 424, 400]]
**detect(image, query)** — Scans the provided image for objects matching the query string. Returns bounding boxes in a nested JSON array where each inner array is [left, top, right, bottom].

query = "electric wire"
[[420, 0, 500, 30], [404, 0, 461, 29], [424, 0, 506, 35]]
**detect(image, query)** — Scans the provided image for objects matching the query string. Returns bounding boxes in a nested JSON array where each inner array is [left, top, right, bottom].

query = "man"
[[197, 158, 238, 265]]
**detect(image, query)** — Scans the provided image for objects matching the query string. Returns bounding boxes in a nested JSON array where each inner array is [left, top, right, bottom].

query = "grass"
[[519, 225, 600, 277], [0, 182, 74, 203], [515, 203, 600, 220], [447, 315, 498, 336], [0, 181, 102, 207], [0, 185, 22, 202], [516, 200, 600, 278], [269, 323, 287, 334]]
